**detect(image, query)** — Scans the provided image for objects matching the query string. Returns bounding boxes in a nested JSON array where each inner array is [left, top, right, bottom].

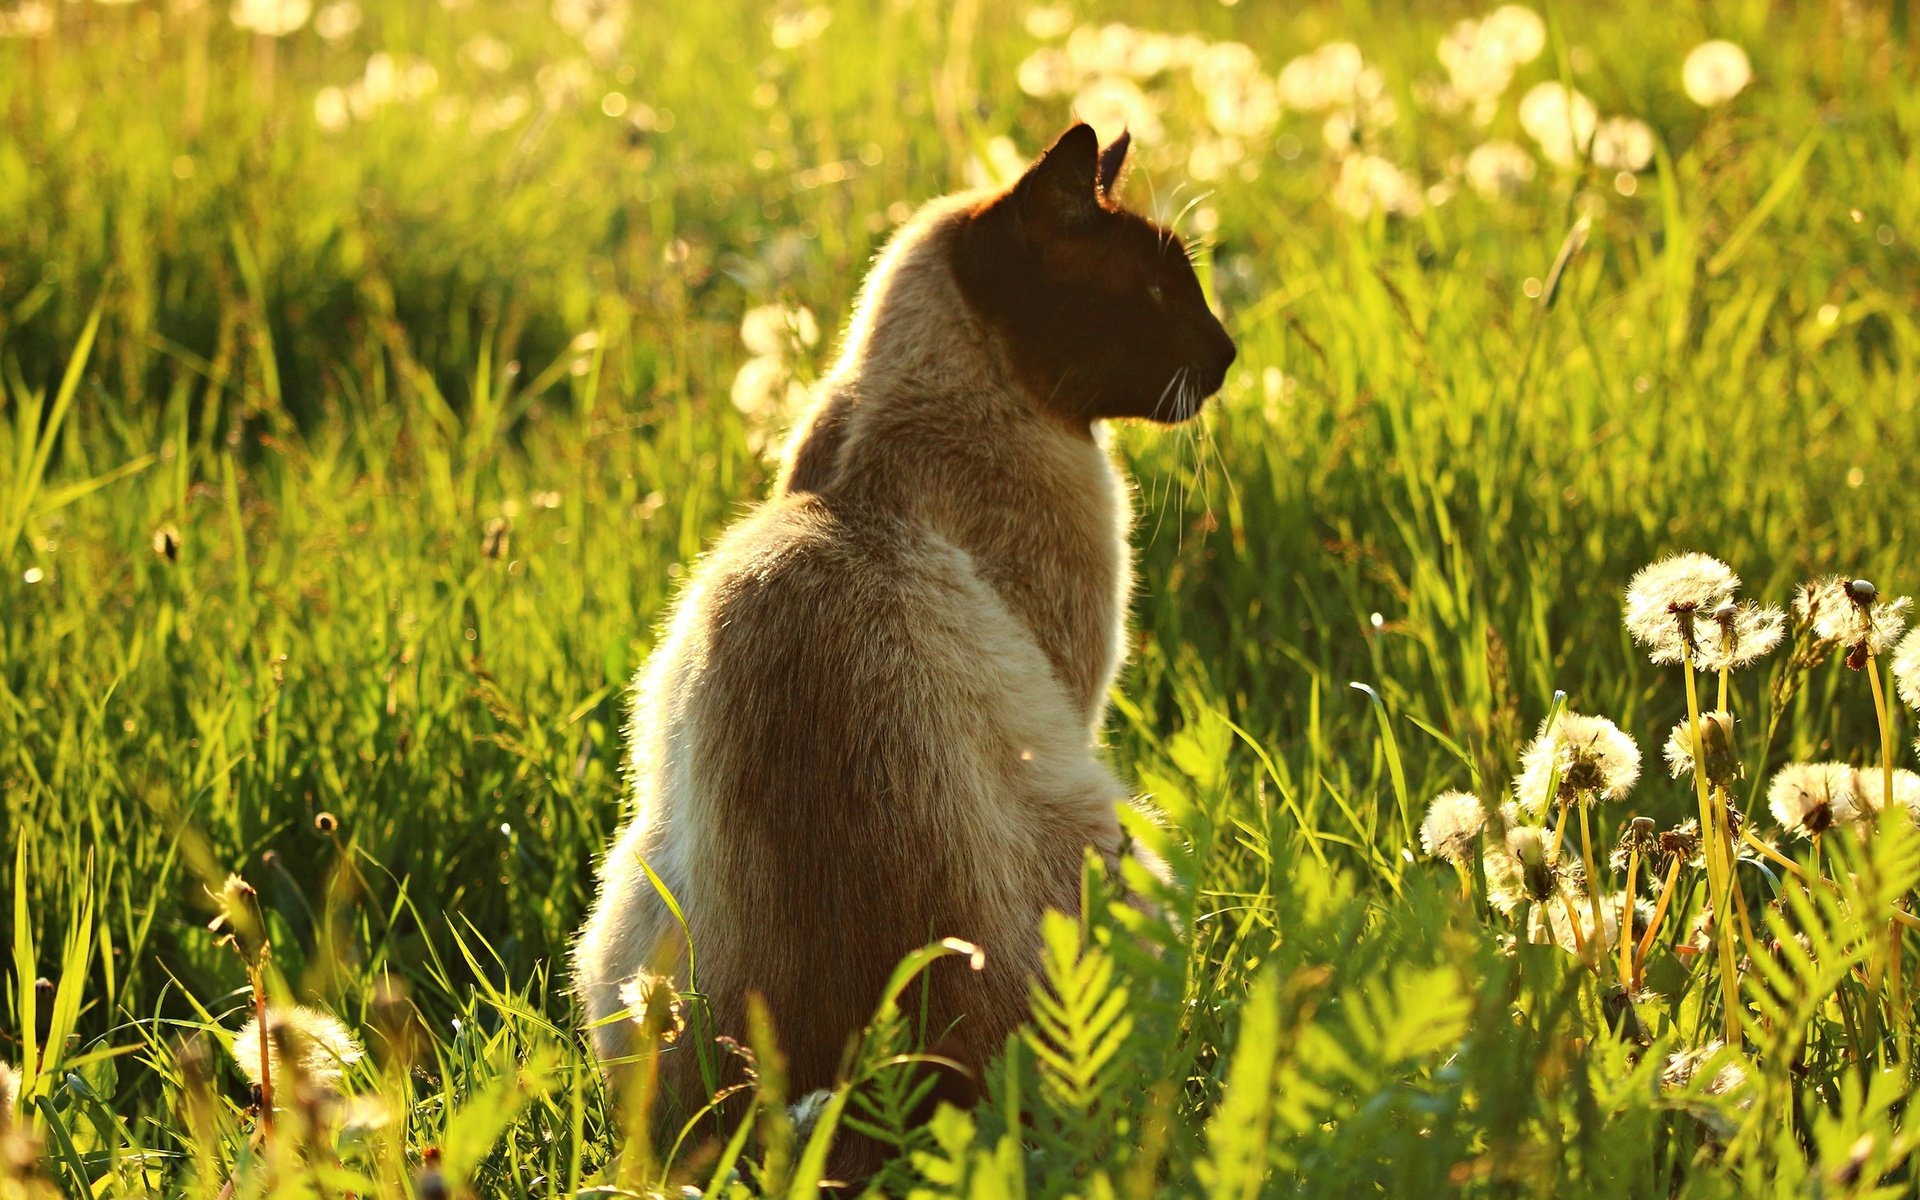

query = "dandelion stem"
[[1545, 806, 1572, 864], [251, 965, 274, 1140], [1636, 857, 1684, 976], [1558, 889, 1589, 958], [1576, 801, 1610, 981], [1892, 917, 1908, 1065], [1620, 845, 1639, 985], [1743, 830, 1808, 880], [1868, 651, 1895, 817], [1683, 642, 1742, 1043]]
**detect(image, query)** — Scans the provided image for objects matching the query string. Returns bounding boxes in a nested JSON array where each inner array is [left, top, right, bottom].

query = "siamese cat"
[[574, 122, 1235, 1171]]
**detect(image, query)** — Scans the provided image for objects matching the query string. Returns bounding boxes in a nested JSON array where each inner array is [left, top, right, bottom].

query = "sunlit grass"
[[3, 0, 1920, 1194]]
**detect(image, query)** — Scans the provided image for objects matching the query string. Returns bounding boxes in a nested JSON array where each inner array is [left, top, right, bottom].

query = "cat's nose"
[[1209, 325, 1237, 373]]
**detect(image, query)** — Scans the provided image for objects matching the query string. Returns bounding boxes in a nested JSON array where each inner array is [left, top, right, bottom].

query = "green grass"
[[3, 0, 1920, 1194]]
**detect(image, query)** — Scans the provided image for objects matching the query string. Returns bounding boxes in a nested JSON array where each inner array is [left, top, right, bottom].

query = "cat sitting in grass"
[[573, 123, 1235, 1178]]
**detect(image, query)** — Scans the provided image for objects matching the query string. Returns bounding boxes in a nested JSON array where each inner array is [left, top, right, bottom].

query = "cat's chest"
[[971, 444, 1131, 721]]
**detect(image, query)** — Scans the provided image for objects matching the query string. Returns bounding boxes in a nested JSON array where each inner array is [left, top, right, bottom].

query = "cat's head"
[[952, 123, 1236, 426]]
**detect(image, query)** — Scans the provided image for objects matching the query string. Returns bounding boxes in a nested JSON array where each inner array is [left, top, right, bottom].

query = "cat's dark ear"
[[1096, 130, 1130, 198], [1014, 123, 1102, 230]]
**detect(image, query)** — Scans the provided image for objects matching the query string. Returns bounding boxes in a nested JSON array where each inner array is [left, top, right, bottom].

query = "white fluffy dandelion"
[[1276, 41, 1369, 111], [1623, 552, 1741, 665], [1767, 762, 1864, 838], [232, 1006, 365, 1100], [1420, 791, 1487, 865], [1663, 711, 1740, 786], [1071, 76, 1164, 146], [739, 303, 819, 360], [231, 0, 310, 35], [1896, 628, 1920, 711], [1513, 712, 1642, 816], [1695, 601, 1786, 672], [1518, 82, 1598, 168], [1464, 140, 1536, 199], [1331, 154, 1422, 220], [1796, 577, 1911, 658], [1591, 116, 1655, 173], [1683, 40, 1752, 107], [1486, 824, 1582, 915]]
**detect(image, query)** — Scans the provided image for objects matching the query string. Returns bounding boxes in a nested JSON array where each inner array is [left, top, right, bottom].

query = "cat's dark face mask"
[[953, 123, 1237, 426]]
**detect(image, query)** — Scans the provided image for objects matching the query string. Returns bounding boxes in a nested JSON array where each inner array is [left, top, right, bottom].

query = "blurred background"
[[2, 1, 1919, 1187]]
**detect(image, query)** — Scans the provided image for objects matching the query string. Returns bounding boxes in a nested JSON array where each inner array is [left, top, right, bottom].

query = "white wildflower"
[[1695, 600, 1786, 672], [1023, 4, 1073, 40], [313, 86, 351, 131], [1683, 40, 1751, 107], [1331, 154, 1422, 220], [1591, 116, 1655, 173], [740, 303, 819, 360], [231, 0, 310, 36], [1486, 824, 1582, 915], [1767, 762, 1865, 838], [1518, 81, 1598, 168], [312, 0, 358, 40], [232, 1006, 365, 1101], [1420, 791, 1486, 865], [1622, 552, 1741, 665], [1276, 41, 1367, 111], [1513, 711, 1641, 816], [1464, 140, 1536, 199], [1797, 577, 1911, 658], [1070, 76, 1162, 146], [1895, 628, 1920, 711]]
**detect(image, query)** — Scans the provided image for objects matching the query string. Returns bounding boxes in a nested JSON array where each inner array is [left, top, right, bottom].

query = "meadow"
[[3, 0, 1920, 1194]]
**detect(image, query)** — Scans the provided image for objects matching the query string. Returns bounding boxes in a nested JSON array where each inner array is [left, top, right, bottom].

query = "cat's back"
[[680, 488, 1016, 728]]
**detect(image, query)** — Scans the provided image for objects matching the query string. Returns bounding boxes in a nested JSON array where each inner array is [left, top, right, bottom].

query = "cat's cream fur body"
[[572, 190, 1137, 1104], [574, 126, 1237, 1154]]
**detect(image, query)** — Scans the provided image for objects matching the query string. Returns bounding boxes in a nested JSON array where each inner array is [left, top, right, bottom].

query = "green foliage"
[[4, 0, 1920, 1194]]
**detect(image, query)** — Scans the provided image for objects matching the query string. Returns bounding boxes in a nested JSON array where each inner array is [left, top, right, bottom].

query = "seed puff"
[[1623, 553, 1740, 664], [1420, 790, 1487, 865], [1513, 712, 1641, 816]]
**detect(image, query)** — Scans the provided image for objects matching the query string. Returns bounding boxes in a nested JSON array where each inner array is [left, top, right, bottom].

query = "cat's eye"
[[1146, 283, 1165, 305]]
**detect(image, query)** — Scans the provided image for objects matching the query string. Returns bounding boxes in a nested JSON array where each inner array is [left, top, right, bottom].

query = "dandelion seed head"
[[1662, 710, 1741, 787], [1463, 140, 1536, 199], [1695, 601, 1785, 672], [739, 303, 819, 360], [231, 1006, 365, 1100], [1330, 154, 1422, 220], [1518, 81, 1598, 168], [1070, 76, 1164, 146], [1657, 819, 1702, 869], [1623, 553, 1741, 664], [1683, 40, 1751, 107], [0, 1061, 15, 1124], [313, 0, 359, 40], [1891, 770, 1920, 824], [1797, 576, 1910, 658], [1485, 824, 1582, 915], [1895, 629, 1920, 712], [618, 972, 687, 1044], [1591, 115, 1655, 173], [1663, 1040, 1746, 1094], [1275, 41, 1368, 111], [231, 0, 310, 36], [1419, 790, 1486, 865], [1767, 762, 1864, 838], [1513, 711, 1641, 815], [1609, 816, 1659, 872], [1023, 4, 1073, 40]]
